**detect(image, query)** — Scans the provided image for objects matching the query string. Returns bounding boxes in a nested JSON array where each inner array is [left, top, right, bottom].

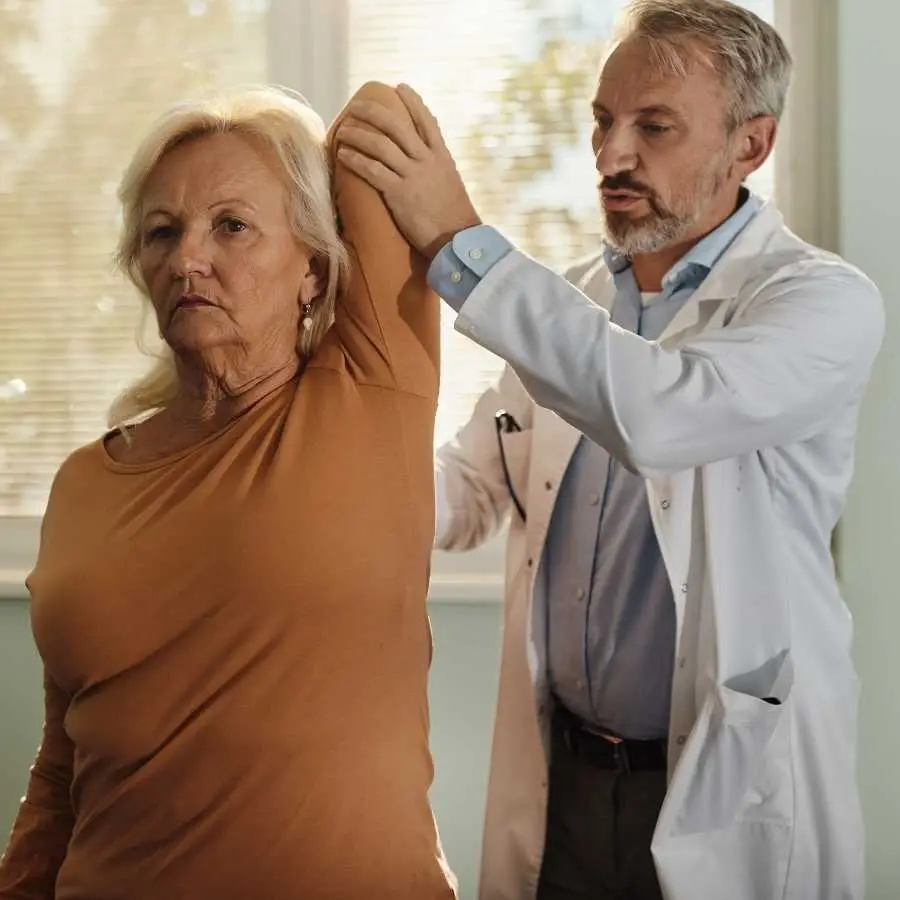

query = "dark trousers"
[[536, 718, 667, 900]]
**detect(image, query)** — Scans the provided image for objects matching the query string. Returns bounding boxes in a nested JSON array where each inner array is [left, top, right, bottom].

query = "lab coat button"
[[676, 735, 687, 746], [681, 583, 688, 594], [576, 588, 586, 601], [661, 499, 671, 510], [678, 657, 687, 668], [589, 493, 600, 505]]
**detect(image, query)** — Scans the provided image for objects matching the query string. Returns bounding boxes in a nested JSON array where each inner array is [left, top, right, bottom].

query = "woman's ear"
[[299, 254, 328, 304]]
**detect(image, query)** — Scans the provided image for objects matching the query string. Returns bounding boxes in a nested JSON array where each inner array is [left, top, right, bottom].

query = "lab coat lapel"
[[658, 203, 785, 345]]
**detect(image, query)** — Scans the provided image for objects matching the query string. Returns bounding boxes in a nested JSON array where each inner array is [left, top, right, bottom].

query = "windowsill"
[[428, 570, 504, 604], [0, 571, 503, 604], [0, 531, 507, 605], [0, 572, 28, 601]]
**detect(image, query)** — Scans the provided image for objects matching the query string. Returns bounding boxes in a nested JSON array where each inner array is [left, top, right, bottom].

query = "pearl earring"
[[301, 302, 313, 331]]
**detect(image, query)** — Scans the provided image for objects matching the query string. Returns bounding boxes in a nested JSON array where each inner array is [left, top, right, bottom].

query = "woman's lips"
[[174, 294, 215, 312]]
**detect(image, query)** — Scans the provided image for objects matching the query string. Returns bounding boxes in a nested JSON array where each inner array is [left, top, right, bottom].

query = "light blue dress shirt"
[[430, 191, 762, 739]]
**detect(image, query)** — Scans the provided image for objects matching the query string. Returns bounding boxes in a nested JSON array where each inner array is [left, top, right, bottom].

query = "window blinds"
[[345, 0, 774, 450], [0, 0, 773, 517], [0, 0, 268, 516]]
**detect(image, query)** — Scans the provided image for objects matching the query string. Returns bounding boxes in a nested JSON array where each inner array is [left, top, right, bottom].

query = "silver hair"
[[108, 86, 349, 428], [616, 0, 793, 130]]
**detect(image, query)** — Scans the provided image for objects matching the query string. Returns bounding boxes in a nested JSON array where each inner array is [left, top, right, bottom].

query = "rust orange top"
[[0, 82, 455, 900]]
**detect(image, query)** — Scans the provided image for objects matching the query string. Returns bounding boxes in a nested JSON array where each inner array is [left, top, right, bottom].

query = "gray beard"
[[601, 209, 699, 256]]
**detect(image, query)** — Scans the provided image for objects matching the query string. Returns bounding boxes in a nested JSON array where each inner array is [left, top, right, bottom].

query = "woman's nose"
[[169, 229, 213, 278]]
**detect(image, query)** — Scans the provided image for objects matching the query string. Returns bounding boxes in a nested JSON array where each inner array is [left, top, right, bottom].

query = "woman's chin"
[[163, 318, 234, 356]]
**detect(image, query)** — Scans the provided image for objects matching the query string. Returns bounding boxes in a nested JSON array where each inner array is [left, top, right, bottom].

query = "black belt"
[[553, 706, 667, 773]]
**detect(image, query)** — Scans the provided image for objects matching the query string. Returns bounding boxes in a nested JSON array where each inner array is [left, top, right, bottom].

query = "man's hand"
[[335, 84, 482, 260]]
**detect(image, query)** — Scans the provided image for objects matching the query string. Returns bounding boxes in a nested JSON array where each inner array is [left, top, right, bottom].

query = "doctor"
[[335, 1, 884, 898]]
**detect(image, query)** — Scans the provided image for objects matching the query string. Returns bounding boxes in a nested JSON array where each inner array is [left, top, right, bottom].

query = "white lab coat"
[[435, 202, 884, 900]]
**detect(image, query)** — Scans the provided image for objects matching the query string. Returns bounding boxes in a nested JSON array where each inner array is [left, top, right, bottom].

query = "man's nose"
[[594, 126, 638, 178]]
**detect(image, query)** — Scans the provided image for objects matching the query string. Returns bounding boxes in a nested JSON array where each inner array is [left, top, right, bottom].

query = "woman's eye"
[[143, 224, 175, 243], [218, 218, 248, 235]]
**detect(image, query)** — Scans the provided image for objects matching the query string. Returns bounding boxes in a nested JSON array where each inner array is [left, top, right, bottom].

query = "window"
[[0, 0, 820, 594], [339, 0, 776, 595], [344, 0, 775, 450], [0, 0, 270, 520]]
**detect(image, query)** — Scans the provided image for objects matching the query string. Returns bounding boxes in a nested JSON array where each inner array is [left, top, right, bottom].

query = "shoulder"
[[731, 209, 883, 325], [58, 439, 106, 479], [42, 439, 106, 518], [722, 219, 885, 372], [761, 229, 882, 318]]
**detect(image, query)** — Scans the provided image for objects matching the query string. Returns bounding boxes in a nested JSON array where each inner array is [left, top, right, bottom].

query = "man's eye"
[[594, 118, 611, 132], [641, 123, 672, 135], [218, 218, 248, 234]]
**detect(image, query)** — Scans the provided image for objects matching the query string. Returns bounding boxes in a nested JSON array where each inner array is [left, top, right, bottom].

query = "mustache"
[[599, 174, 654, 196], [599, 175, 675, 219]]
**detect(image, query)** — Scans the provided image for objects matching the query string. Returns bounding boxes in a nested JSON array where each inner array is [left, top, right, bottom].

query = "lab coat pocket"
[[653, 657, 795, 899], [671, 653, 795, 837]]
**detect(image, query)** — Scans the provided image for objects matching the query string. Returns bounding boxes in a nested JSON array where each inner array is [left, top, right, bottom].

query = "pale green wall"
[[836, 1, 900, 898], [0, 602, 42, 821]]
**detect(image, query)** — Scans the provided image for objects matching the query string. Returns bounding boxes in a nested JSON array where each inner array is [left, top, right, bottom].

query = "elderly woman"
[[0, 83, 456, 899]]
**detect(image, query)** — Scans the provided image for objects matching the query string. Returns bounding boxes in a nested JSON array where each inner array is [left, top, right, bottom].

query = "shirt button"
[[678, 657, 687, 669], [676, 735, 687, 746], [575, 588, 586, 601], [589, 493, 600, 505], [544, 480, 553, 490], [527, 557, 534, 568], [449, 270, 463, 284], [661, 499, 671, 510], [468, 248, 484, 260], [681, 583, 688, 594]]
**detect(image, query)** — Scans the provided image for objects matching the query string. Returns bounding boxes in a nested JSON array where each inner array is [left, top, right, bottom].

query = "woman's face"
[[137, 131, 320, 361]]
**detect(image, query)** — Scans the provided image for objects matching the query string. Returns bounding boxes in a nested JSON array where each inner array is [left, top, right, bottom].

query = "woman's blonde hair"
[[108, 86, 349, 427]]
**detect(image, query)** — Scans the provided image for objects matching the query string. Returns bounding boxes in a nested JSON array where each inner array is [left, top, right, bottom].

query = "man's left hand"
[[335, 84, 482, 260]]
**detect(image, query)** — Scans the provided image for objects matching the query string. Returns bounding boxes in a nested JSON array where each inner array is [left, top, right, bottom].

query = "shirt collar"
[[603, 188, 763, 299]]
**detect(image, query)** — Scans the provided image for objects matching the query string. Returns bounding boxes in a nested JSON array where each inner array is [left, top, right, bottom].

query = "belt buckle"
[[600, 731, 631, 775], [612, 741, 631, 774]]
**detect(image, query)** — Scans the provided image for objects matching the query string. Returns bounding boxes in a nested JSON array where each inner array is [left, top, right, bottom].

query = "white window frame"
[[0, 0, 834, 603], [774, 0, 839, 250]]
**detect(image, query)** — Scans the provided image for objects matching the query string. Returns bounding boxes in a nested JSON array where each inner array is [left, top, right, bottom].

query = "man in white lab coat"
[[335, 1, 885, 898]]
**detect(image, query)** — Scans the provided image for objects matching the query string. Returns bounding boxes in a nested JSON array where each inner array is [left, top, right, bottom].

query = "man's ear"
[[735, 115, 778, 178]]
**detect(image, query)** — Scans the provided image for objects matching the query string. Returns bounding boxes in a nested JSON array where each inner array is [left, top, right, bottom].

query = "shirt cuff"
[[427, 225, 514, 312]]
